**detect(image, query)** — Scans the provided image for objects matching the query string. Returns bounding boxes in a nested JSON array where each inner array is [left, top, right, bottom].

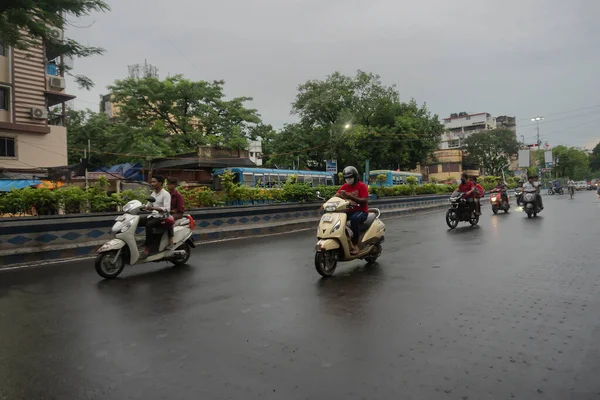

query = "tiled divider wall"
[[0, 194, 450, 267]]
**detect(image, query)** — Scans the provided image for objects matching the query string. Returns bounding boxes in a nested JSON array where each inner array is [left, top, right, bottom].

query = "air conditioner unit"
[[49, 76, 65, 89], [48, 28, 64, 42], [31, 107, 48, 120]]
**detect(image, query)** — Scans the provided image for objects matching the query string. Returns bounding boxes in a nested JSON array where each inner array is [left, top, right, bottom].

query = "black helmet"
[[342, 166, 359, 182]]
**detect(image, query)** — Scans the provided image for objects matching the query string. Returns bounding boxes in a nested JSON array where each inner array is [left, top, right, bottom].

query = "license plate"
[[321, 214, 333, 222]]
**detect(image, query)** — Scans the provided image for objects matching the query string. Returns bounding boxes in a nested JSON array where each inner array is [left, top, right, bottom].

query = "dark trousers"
[[347, 211, 368, 245], [139, 216, 164, 253], [536, 194, 544, 209]]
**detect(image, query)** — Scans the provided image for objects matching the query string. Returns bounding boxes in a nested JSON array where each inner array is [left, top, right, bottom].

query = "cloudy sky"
[[66, 0, 600, 149]]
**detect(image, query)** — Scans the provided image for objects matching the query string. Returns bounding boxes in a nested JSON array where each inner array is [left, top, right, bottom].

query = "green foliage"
[[551, 145, 590, 180], [462, 129, 520, 176], [405, 176, 418, 186], [108, 75, 264, 155], [263, 70, 444, 170], [0, 0, 110, 89]]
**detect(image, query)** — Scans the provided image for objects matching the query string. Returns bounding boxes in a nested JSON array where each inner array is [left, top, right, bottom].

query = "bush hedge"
[[0, 173, 519, 216]]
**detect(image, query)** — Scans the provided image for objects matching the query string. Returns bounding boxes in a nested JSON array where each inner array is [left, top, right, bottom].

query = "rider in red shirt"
[[336, 166, 369, 255], [453, 173, 477, 214]]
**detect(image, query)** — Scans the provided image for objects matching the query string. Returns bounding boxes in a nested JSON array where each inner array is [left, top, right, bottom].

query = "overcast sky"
[[65, 0, 600, 149]]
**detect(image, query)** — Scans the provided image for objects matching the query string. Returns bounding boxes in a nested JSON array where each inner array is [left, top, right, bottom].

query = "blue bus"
[[368, 169, 423, 186], [213, 167, 335, 190]]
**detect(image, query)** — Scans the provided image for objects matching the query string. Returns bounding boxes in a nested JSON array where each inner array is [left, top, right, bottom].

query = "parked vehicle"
[[314, 192, 385, 277], [213, 167, 335, 189], [446, 192, 479, 229], [95, 199, 196, 279], [489, 188, 510, 214], [576, 181, 588, 190], [368, 170, 424, 186]]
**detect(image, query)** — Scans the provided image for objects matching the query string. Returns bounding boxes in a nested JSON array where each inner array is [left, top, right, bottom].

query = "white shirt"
[[146, 188, 171, 218], [567, 180, 575, 187], [523, 182, 540, 191]]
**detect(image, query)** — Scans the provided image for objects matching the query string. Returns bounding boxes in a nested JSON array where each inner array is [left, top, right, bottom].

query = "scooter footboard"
[[315, 239, 340, 252]]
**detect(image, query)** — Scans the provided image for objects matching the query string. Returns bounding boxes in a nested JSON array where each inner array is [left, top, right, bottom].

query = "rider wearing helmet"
[[337, 166, 369, 255]]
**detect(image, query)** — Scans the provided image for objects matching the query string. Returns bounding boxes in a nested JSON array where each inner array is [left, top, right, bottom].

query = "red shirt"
[[170, 189, 185, 216], [458, 181, 474, 198], [337, 181, 369, 213]]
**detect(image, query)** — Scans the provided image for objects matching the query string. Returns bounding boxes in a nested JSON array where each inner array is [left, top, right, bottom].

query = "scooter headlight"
[[330, 219, 342, 233], [491, 196, 497, 202], [324, 202, 339, 212]]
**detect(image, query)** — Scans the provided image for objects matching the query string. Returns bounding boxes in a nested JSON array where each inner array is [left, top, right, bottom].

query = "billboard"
[[325, 160, 337, 173], [518, 150, 530, 168]]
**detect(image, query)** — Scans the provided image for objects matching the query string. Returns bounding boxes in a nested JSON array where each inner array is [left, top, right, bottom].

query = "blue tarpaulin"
[[94, 163, 144, 181], [0, 179, 42, 192]]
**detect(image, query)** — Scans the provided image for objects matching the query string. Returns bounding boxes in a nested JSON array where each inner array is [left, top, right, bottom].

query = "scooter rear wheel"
[[315, 250, 338, 277], [95, 250, 125, 279], [171, 242, 191, 266], [365, 244, 382, 264]]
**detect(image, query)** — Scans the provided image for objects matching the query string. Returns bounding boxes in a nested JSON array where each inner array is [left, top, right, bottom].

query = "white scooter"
[[95, 198, 196, 279]]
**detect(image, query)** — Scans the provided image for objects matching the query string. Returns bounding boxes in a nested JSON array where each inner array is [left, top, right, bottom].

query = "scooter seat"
[[345, 212, 378, 232], [174, 217, 190, 227]]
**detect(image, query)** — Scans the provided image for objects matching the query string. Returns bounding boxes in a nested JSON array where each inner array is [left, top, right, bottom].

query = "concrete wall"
[[0, 194, 451, 268], [0, 125, 67, 168]]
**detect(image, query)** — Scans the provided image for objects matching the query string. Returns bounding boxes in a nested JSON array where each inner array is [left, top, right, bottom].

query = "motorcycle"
[[490, 188, 510, 214], [314, 192, 385, 277], [514, 187, 523, 205], [522, 189, 542, 218], [446, 192, 479, 229], [95, 198, 196, 279], [547, 186, 564, 195]]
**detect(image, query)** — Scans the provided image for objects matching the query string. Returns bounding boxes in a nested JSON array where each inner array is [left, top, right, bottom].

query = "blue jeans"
[[347, 211, 368, 245]]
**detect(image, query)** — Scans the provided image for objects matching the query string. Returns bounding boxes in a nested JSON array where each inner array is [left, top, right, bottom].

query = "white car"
[[576, 181, 588, 190]]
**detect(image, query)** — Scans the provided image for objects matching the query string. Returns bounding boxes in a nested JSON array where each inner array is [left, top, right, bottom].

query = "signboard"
[[326, 160, 337, 173], [545, 162, 552, 168], [544, 151, 553, 164], [518, 150, 530, 168]]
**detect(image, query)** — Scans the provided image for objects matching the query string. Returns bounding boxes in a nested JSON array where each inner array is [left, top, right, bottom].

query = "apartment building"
[[0, 32, 75, 170], [439, 112, 497, 150]]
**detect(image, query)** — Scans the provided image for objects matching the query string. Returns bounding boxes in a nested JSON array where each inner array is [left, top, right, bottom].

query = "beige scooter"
[[314, 192, 386, 277]]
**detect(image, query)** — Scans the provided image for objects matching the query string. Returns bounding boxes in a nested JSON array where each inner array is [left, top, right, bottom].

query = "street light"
[[531, 115, 544, 147], [344, 124, 351, 130]]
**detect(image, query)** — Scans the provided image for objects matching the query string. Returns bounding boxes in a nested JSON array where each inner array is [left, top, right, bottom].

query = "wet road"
[[2, 192, 600, 399]]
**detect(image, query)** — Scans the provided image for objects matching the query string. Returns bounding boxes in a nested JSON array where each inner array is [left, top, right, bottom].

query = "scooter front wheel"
[[315, 250, 338, 277], [95, 250, 125, 279]]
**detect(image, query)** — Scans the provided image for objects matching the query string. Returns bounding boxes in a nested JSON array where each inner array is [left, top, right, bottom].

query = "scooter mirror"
[[316, 191, 321, 197]]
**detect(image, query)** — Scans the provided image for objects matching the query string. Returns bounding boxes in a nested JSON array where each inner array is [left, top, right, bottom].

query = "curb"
[[0, 202, 449, 271]]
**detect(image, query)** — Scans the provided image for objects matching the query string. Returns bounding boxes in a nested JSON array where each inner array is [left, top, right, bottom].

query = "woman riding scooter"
[[336, 166, 369, 255]]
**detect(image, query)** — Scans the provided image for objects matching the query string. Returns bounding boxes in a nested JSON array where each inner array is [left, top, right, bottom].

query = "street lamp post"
[[329, 123, 352, 170], [531, 116, 544, 147]]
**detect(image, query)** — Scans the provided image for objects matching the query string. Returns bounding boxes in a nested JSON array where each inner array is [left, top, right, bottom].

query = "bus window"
[[243, 173, 254, 186]]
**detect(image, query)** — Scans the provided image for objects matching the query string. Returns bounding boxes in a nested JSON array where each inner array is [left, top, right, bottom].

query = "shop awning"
[[0, 179, 42, 192]]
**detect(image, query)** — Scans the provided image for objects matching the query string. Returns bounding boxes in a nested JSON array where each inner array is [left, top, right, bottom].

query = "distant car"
[[576, 181, 588, 190]]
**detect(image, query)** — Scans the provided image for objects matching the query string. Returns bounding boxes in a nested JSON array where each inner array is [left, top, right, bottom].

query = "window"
[[442, 163, 460, 173], [0, 87, 7, 110], [0, 40, 5, 57], [448, 139, 460, 148], [0, 136, 15, 158]]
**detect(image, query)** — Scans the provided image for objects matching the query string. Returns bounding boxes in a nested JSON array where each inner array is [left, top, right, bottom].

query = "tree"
[[269, 70, 444, 171], [108, 75, 264, 154], [551, 145, 590, 180], [462, 129, 520, 176], [589, 142, 600, 173], [0, 0, 110, 89]]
